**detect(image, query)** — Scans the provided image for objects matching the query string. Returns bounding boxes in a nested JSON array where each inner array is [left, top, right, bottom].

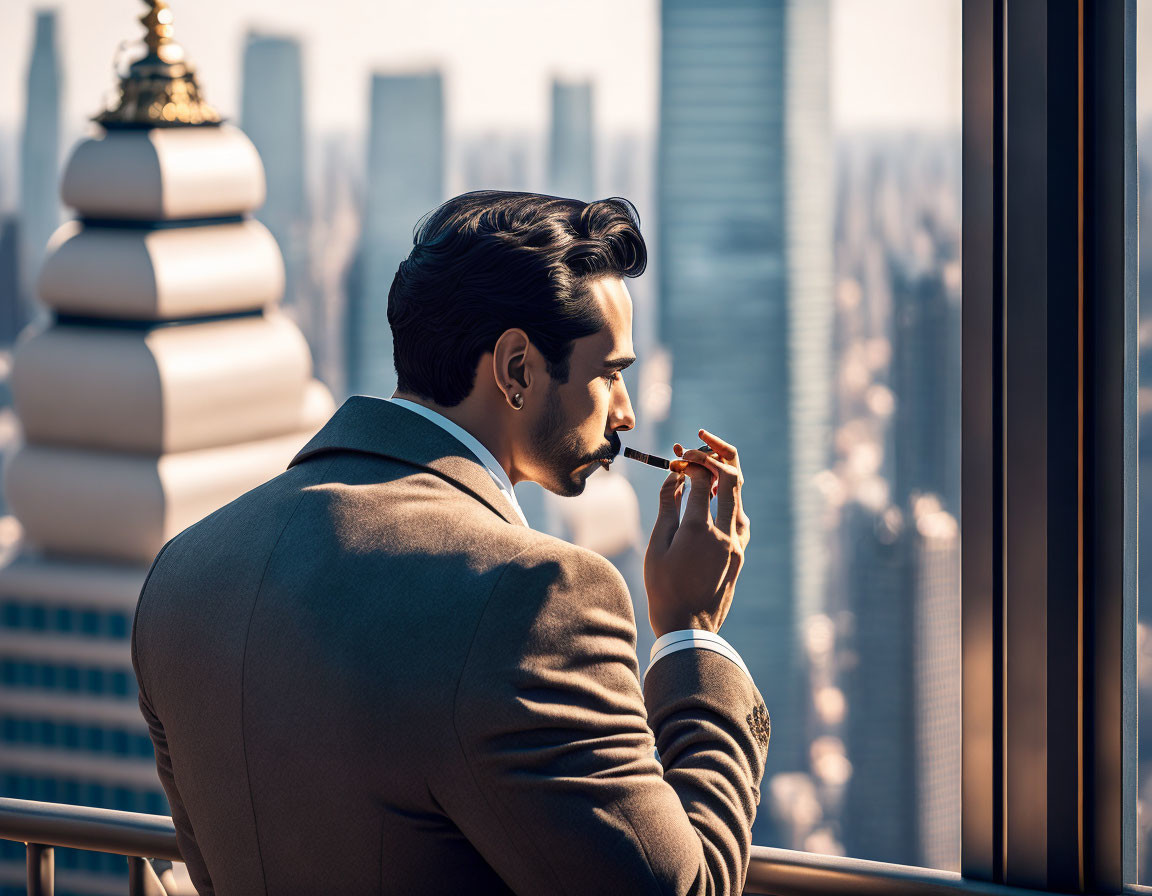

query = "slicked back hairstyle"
[[387, 191, 647, 406]]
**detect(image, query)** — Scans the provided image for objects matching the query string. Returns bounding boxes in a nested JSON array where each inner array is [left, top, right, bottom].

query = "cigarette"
[[622, 445, 712, 470], [622, 447, 670, 469]]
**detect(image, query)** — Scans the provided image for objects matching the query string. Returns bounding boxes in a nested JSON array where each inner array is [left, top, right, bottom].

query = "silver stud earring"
[[510, 392, 524, 410]]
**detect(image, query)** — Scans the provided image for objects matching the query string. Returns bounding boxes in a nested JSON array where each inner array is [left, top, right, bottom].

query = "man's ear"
[[491, 329, 534, 408]]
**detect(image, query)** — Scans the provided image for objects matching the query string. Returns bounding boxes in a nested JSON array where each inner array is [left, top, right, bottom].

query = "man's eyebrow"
[[604, 356, 637, 372]]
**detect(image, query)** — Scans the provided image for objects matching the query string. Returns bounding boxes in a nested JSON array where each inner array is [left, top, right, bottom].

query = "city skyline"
[[0, 0, 972, 883], [0, 0, 960, 143]]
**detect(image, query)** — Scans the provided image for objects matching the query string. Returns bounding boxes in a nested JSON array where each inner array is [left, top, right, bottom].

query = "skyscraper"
[[345, 72, 444, 399], [241, 33, 314, 353], [837, 496, 959, 869], [312, 136, 363, 396], [839, 500, 915, 863], [911, 498, 960, 871], [548, 80, 595, 201], [657, 0, 833, 818], [18, 9, 61, 329]]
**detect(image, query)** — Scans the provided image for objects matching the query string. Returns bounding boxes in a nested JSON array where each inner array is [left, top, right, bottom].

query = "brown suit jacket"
[[132, 396, 770, 895]]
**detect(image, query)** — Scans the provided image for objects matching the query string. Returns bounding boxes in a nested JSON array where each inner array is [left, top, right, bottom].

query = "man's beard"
[[529, 384, 619, 497]]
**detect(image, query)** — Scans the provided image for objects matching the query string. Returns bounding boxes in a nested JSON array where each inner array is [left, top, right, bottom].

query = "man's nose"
[[611, 378, 636, 433]]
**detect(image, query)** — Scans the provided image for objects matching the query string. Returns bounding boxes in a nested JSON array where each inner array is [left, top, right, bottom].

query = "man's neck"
[[391, 391, 520, 484]]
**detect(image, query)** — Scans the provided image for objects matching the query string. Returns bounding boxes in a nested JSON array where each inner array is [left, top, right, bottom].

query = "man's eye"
[[603, 371, 621, 384]]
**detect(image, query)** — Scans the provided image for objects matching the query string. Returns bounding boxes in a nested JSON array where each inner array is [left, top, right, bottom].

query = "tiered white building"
[[0, 3, 332, 889]]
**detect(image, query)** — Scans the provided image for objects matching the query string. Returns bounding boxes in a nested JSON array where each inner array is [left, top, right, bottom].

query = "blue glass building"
[[657, 0, 834, 834], [242, 33, 316, 357], [346, 72, 445, 399], [0, 559, 169, 894], [18, 10, 60, 329]]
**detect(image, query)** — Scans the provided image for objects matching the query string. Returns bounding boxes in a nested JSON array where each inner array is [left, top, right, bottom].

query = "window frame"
[[743, 1, 1138, 892]]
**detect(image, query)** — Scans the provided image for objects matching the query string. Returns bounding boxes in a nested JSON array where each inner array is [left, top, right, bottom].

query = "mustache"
[[587, 433, 622, 464]]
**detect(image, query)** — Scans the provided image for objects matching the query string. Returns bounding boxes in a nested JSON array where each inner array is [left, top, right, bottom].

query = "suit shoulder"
[[461, 529, 639, 685], [479, 530, 633, 634], [495, 527, 628, 591]]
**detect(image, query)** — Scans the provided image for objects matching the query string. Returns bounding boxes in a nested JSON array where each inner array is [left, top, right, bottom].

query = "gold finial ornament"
[[96, 0, 221, 128]]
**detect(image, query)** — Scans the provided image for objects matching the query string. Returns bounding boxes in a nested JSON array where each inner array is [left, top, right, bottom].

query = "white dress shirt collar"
[[390, 398, 528, 527]]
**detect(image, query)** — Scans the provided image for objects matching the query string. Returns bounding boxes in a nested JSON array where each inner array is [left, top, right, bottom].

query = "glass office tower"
[[241, 33, 315, 350], [657, 0, 833, 840], [18, 10, 61, 329], [346, 72, 445, 399]]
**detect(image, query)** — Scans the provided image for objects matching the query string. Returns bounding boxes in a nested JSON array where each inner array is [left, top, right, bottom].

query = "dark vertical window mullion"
[[962, 0, 1003, 881], [1082, 0, 1138, 890], [1002, 0, 1060, 885], [1042, 1, 1085, 889], [997, 0, 1095, 888]]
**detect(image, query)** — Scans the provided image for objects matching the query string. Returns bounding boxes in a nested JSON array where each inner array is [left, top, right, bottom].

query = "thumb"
[[650, 471, 685, 550]]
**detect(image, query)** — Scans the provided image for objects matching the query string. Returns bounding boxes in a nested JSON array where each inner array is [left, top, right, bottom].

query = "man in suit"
[[133, 192, 769, 895]]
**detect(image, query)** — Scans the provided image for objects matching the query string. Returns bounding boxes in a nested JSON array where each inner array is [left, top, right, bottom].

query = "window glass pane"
[[737, 0, 961, 865], [2, 0, 960, 875]]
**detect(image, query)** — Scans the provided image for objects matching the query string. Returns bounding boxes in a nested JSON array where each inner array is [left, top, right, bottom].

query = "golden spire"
[[96, 0, 220, 128]]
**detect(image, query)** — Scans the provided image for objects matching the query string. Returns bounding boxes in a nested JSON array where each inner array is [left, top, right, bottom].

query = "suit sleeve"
[[135, 688, 216, 896], [132, 553, 216, 896], [444, 544, 769, 896]]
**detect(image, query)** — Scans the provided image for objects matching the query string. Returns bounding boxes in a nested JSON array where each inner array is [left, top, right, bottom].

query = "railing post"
[[26, 843, 54, 896], [128, 855, 145, 896], [128, 854, 166, 896]]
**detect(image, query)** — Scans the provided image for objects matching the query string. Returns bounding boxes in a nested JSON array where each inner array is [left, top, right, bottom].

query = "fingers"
[[672, 442, 719, 498], [698, 429, 739, 466], [669, 434, 743, 529], [674, 442, 715, 458], [650, 470, 685, 550], [681, 449, 742, 532]]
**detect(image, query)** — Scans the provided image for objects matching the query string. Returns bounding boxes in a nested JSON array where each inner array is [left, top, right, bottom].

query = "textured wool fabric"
[[132, 396, 770, 895]]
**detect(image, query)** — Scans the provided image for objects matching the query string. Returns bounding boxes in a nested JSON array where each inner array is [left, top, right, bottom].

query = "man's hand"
[[644, 429, 751, 638]]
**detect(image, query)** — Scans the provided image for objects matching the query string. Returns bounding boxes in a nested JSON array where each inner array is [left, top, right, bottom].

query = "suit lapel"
[[290, 396, 526, 528]]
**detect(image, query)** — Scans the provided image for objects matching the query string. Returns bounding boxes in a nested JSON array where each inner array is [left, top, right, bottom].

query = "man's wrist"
[[651, 613, 719, 639]]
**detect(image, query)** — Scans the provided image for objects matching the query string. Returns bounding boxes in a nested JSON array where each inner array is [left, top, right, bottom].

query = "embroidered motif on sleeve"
[[747, 703, 771, 749]]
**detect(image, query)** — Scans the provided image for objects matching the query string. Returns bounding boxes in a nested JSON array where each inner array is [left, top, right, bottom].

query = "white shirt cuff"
[[643, 629, 753, 684]]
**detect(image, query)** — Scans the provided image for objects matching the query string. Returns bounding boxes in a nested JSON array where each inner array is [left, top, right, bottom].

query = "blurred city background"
[[6, 0, 1123, 891]]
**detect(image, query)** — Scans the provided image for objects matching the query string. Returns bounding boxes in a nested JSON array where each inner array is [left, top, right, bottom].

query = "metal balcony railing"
[[0, 797, 179, 896], [0, 796, 1072, 896]]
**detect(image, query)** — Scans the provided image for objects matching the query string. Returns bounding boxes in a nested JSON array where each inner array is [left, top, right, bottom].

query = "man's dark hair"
[[388, 191, 647, 407]]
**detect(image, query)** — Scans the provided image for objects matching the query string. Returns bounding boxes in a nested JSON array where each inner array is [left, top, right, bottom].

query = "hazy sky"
[[0, 0, 961, 136]]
